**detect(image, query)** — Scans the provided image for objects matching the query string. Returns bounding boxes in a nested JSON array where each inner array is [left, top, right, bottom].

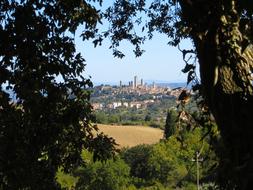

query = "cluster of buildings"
[[92, 99, 155, 110], [119, 76, 156, 90], [91, 76, 188, 111]]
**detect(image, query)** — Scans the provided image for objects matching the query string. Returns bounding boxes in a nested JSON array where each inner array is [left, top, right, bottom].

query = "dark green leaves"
[[0, 0, 116, 189], [89, 133, 119, 162]]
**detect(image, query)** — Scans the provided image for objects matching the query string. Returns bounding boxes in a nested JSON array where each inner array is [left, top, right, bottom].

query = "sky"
[[75, 33, 192, 85], [74, 2, 193, 85]]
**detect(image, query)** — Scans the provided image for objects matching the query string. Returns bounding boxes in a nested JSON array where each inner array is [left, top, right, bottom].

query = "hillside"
[[96, 124, 164, 148]]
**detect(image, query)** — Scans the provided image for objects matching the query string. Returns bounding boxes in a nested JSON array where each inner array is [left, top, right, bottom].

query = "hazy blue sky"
[[75, 33, 192, 85], [74, 1, 193, 85]]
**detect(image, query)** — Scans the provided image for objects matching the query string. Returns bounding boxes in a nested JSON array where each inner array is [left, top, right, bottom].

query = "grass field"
[[96, 124, 164, 148]]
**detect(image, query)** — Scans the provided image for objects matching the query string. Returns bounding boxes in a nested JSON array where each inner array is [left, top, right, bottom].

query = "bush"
[[56, 170, 78, 190], [179, 182, 197, 190], [75, 158, 131, 190], [121, 142, 188, 188], [121, 145, 153, 180]]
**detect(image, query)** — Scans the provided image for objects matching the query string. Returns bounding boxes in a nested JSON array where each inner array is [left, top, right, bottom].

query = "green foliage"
[[200, 182, 219, 190], [120, 120, 218, 189], [104, 1, 253, 188], [0, 1, 116, 189], [2, 0, 243, 188], [75, 157, 131, 190], [121, 145, 152, 180], [56, 170, 78, 190], [92, 93, 177, 129], [180, 182, 197, 190], [147, 138, 188, 187], [164, 108, 178, 138], [57, 150, 131, 190], [76, 160, 130, 190], [108, 114, 121, 124], [137, 182, 172, 190], [89, 140, 189, 189], [56, 117, 218, 190], [145, 114, 152, 121], [95, 111, 109, 124]]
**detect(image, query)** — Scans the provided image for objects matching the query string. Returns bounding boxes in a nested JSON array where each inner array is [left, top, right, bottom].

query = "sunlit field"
[[96, 124, 164, 148]]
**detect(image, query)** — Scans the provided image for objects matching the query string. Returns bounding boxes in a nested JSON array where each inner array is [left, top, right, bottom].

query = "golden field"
[[96, 124, 164, 148]]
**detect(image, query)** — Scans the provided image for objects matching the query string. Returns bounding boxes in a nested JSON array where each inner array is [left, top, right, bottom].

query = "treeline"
[[95, 109, 164, 128], [57, 110, 220, 190], [94, 98, 198, 129]]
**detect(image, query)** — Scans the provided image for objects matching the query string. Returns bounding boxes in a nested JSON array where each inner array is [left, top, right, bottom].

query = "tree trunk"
[[196, 30, 253, 190], [180, 0, 253, 189]]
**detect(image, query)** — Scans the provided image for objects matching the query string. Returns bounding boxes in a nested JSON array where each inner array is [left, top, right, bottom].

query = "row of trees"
[[95, 106, 167, 128], [94, 96, 197, 128]]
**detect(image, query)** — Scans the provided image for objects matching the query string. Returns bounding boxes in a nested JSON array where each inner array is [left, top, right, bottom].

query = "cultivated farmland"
[[96, 124, 164, 148]]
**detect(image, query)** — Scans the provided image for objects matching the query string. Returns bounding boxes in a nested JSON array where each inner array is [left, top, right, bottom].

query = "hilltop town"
[[91, 76, 186, 111], [90, 76, 192, 128]]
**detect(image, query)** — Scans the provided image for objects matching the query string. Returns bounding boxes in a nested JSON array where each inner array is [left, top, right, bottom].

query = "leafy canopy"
[[102, 1, 253, 188], [0, 0, 116, 189]]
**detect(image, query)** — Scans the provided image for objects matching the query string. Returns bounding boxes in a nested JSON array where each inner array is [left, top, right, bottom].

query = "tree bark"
[[179, 0, 253, 189]]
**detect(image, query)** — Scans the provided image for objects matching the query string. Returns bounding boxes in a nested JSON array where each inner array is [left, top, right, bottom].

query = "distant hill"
[[155, 82, 187, 89], [93, 81, 188, 89]]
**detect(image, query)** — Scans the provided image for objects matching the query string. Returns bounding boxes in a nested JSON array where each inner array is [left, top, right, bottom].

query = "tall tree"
[[103, 0, 253, 189], [164, 108, 177, 139], [0, 1, 116, 189]]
